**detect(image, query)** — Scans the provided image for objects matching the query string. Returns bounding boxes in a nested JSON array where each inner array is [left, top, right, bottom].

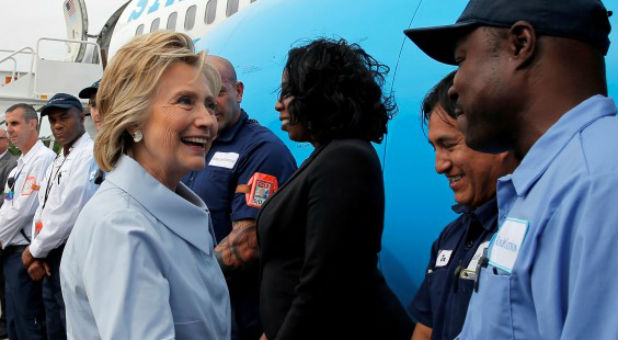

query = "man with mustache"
[[406, 0, 617, 338], [409, 72, 517, 340]]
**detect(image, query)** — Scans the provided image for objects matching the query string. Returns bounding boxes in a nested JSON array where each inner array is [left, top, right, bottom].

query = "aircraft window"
[[226, 0, 239, 17], [205, 0, 217, 25], [150, 17, 161, 32], [167, 12, 177, 31], [185, 5, 197, 30], [135, 24, 145, 36]]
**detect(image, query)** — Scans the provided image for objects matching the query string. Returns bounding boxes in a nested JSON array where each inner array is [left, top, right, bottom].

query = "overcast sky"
[[0, 0, 128, 70]]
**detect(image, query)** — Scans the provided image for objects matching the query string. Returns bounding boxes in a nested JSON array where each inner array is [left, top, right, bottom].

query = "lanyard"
[[8, 164, 25, 192], [6, 164, 25, 204], [42, 154, 68, 210]]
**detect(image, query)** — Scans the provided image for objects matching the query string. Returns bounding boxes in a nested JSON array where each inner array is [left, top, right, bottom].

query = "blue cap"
[[405, 0, 612, 65], [40, 93, 84, 116], [78, 79, 101, 99]]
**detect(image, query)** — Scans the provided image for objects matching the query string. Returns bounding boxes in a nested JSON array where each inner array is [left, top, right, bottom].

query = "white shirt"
[[30, 133, 94, 258], [0, 141, 55, 248]]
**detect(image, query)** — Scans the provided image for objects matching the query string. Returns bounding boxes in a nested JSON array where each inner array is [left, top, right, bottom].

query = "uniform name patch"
[[209, 152, 239, 169], [435, 249, 453, 267], [488, 217, 528, 273]]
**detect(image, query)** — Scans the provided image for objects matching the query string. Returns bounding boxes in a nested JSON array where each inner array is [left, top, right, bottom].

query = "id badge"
[[235, 173, 279, 208], [488, 217, 529, 273], [246, 173, 278, 208]]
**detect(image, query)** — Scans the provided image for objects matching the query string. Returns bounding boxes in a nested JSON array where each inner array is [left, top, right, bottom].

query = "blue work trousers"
[[2, 246, 46, 340]]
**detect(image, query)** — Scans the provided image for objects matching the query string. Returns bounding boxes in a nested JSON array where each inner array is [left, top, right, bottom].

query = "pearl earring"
[[133, 130, 143, 143]]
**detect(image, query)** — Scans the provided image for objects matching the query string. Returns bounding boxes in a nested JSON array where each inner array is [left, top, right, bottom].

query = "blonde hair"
[[94, 31, 221, 171]]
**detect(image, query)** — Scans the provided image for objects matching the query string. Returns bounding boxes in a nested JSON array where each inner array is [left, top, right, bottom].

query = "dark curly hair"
[[281, 38, 394, 144]]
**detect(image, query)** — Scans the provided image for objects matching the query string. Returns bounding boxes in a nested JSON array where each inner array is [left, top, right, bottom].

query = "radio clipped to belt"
[[235, 172, 278, 208]]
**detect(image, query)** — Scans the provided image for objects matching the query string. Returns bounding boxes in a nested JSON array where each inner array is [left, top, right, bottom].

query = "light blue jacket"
[[60, 155, 231, 340]]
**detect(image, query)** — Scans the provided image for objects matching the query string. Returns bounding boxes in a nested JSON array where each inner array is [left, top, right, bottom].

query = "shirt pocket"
[[464, 267, 515, 339]]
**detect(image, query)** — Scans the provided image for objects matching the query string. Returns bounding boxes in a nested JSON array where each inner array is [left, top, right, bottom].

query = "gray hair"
[[6, 103, 38, 124]]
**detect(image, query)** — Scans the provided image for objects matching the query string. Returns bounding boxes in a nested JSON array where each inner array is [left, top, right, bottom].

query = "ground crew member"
[[406, 0, 618, 338], [21, 93, 94, 340], [182, 56, 297, 340], [408, 72, 517, 340], [0, 104, 55, 340]]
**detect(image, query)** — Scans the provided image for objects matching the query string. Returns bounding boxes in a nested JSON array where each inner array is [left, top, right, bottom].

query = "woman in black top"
[[256, 38, 413, 340]]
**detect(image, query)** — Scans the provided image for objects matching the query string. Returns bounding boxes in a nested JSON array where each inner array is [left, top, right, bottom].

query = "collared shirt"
[[29, 133, 94, 258], [60, 155, 231, 340], [409, 197, 498, 340], [458, 95, 618, 339], [0, 141, 55, 248], [182, 110, 297, 242]]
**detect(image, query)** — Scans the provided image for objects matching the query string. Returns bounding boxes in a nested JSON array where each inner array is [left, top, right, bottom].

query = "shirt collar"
[[0, 150, 8, 160], [451, 195, 498, 231], [107, 155, 213, 254], [215, 109, 248, 143], [63, 132, 91, 155], [511, 95, 617, 196], [21, 140, 46, 164]]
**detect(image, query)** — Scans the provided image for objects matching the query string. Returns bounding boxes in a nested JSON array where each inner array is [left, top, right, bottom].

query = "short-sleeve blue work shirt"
[[182, 110, 297, 242], [409, 197, 497, 340], [458, 95, 618, 339]]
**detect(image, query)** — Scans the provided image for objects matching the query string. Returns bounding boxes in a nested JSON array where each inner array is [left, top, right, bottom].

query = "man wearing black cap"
[[406, 0, 617, 339], [21, 93, 94, 340]]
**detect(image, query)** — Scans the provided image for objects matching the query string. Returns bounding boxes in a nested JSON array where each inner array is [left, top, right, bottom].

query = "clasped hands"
[[21, 246, 51, 281]]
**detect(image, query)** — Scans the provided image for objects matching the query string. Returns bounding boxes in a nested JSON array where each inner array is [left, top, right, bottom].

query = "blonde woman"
[[60, 32, 231, 340]]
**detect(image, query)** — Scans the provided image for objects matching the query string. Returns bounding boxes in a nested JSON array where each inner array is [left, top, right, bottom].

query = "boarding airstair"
[[0, 38, 103, 141]]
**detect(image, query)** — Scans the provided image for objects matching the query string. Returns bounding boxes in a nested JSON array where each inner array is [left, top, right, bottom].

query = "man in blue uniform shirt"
[[409, 72, 517, 340], [182, 55, 297, 340], [406, 0, 618, 338]]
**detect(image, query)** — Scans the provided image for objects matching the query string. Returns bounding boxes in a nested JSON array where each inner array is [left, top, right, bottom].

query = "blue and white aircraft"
[[92, 0, 618, 307]]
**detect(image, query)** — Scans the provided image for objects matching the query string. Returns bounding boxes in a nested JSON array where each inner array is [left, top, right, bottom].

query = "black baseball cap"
[[40, 93, 83, 117], [78, 79, 101, 99], [405, 0, 612, 65]]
